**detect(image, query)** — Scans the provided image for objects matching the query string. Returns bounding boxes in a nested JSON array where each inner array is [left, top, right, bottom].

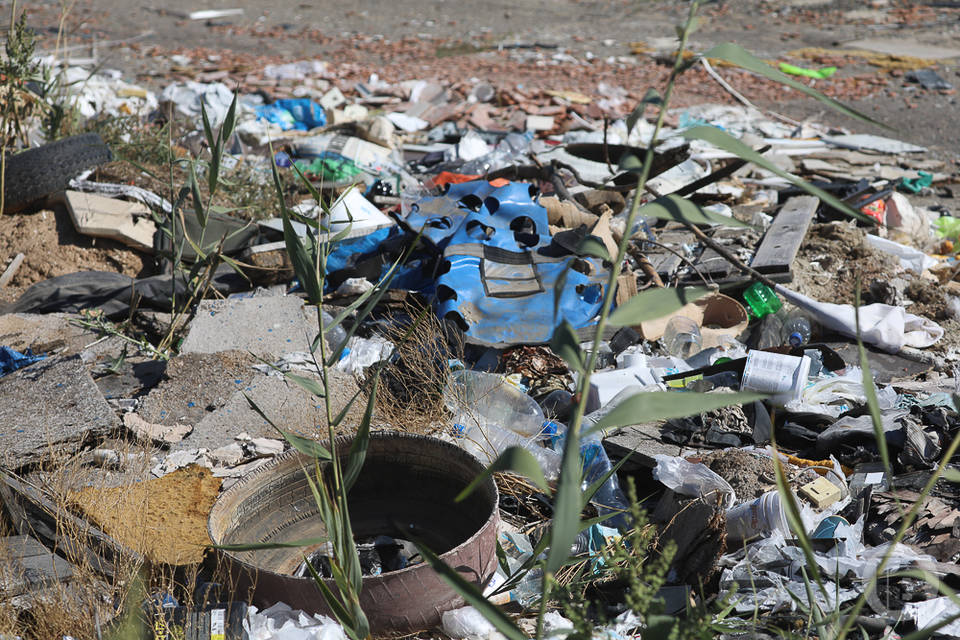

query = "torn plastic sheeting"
[[720, 520, 934, 614], [653, 454, 736, 509], [785, 367, 868, 418], [159, 81, 237, 126], [775, 285, 944, 352], [243, 602, 346, 640], [904, 597, 960, 639], [814, 409, 938, 462], [0, 347, 44, 377], [864, 234, 938, 274], [255, 98, 326, 131], [403, 180, 608, 347]]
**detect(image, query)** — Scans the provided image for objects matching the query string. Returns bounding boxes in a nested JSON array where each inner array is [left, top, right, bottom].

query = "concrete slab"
[[173, 369, 362, 452], [845, 38, 960, 61], [179, 296, 318, 358], [603, 422, 704, 468], [138, 351, 259, 427], [0, 356, 120, 468], [175, 374, 326, 452], [0, 313, 104, 356]]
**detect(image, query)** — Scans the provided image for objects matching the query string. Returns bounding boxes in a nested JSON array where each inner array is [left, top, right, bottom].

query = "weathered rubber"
[[2, 133, 113, 213]]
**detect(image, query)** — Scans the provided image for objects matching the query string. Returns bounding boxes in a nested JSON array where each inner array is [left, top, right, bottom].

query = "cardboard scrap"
[[64, 190, 156, 252], [638, 293, 748, 348]]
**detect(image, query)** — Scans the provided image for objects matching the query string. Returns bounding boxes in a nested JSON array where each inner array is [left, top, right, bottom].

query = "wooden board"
[[64, 190, 156, 253], [749, 195, 819, 277], [0, 535, 74, 597]]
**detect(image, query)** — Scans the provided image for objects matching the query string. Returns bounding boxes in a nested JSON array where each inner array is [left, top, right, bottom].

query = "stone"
[[123, 412, 192, 444], [0, 355, 120, 468], [179, 296, 319, 358]]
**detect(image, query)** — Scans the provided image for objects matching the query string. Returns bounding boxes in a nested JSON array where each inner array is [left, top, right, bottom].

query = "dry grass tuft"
[[371, 301, 463, 435]]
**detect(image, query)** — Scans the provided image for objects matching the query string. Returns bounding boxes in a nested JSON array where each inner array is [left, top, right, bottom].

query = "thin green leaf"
[[208, 204, 237, 215], [243, 393, 331, 458], [342, 371, 377, 493], [213, 536, 330, 552], [626, 88, 662, 136], [331, 389, 363, 429], [608, 285, 712, 327], [306, 560, 361, 639], [856, 290, 893, 483], [618, 152, 645, 175], [546, 424, 584, 575], [702, 43, 889, 130], [771, 447, 827, 596], [681, 126, 872, 223], [189, 162, 207, 228], [219, 254, 252, 282], [645, 614, 678, 640], [456, 446, 550, 502], [222, 91, 239, 143], [589, 391, 767, 436], [552, 262, 570, 321], [209, 144, 222, 202], [414, 541, 528, 640], [201, 99, 215, 154], [577, 236, 610, 262], [495, 540, 511, 576], [638, 193, 753, 227], [283, 372, 327, 398], [272, 148, 323, 303], [550, 321, 584, 374], [941, 467, 960, 483]]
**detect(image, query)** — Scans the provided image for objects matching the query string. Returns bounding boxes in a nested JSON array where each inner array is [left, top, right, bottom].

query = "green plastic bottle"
[[743, 281, 783, 319]]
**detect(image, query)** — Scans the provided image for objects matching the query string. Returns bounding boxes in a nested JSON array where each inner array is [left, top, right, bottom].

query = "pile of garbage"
[[2, 52, 960, 640]]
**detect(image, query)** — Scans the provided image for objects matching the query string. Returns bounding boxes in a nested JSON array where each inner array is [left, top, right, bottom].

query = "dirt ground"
[[22, 0, 960, 154], [0, 205, 152, 304]]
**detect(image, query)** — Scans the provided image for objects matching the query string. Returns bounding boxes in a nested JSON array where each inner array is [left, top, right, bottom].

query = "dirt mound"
[[0, 206, 151, 305]]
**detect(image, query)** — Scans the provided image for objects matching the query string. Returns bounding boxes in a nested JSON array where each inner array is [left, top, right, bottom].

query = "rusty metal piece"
[[208, 432, 499, 635]]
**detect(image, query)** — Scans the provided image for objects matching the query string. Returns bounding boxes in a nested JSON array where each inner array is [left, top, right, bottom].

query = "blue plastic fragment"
[[0, 347, 44, 378]]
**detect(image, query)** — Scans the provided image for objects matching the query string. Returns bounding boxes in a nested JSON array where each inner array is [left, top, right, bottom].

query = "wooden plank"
[[64, 190, 156, 253], [0, 535, 74, 597], [644, 231, 688, 280], [0, 473, 142, 580], [750, 195, 819, 276]]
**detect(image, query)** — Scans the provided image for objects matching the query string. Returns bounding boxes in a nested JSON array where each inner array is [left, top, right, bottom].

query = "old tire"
[[2, 133, 113, 213]]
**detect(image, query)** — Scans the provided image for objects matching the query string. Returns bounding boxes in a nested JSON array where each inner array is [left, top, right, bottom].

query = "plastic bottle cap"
[[789, 332, 803, 347]]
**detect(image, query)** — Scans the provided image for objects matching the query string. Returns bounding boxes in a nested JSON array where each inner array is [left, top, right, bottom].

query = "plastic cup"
[[662, 316, 702, 359], [725, 491, 790, 542]]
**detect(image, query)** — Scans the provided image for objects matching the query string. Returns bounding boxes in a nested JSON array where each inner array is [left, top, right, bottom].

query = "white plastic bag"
[[775, 285, 943, 352], [653, 454, 736, 509]]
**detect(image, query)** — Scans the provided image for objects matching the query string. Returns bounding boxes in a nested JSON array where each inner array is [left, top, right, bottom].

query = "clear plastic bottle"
[[781, 310, 813, 347], [445, 370, 547, 437], [452, 410, 561, 480], [320, 310, 348, 358], [661, 316, 702, 359]]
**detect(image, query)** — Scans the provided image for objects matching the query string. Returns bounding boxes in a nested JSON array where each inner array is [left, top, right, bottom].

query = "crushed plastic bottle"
[[662, 316, 702, 359], [451, 410, 561, 480], [446, 370, 548, 437], [320, 310, 348, 359], [743, 281, 783, 319]]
